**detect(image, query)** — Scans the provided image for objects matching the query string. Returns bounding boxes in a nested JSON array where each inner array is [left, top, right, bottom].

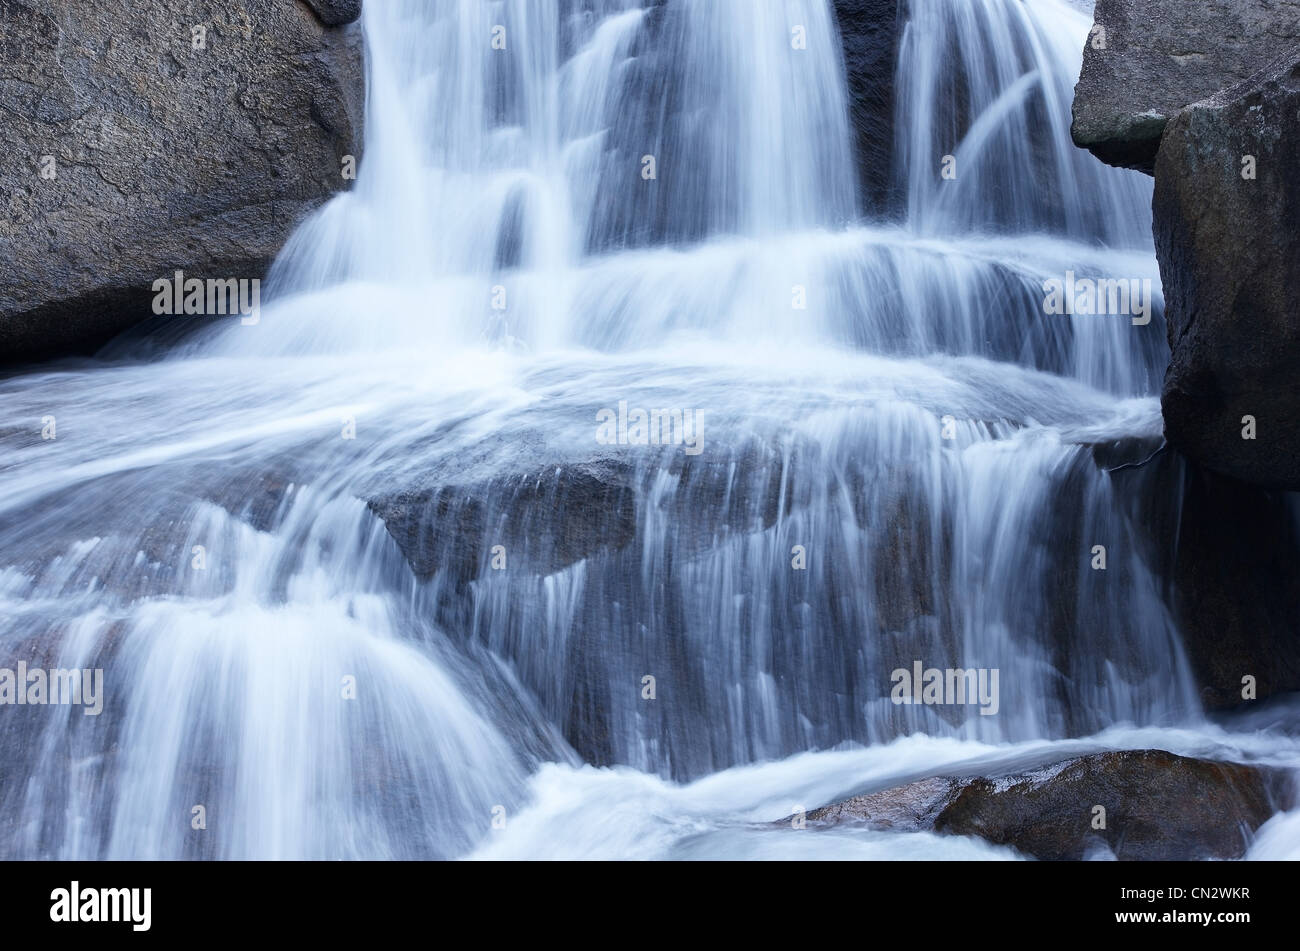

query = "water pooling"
[[0, 0, 1295, 859]]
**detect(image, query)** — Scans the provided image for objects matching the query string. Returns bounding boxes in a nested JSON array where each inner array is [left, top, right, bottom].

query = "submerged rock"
[[803, 749, 1284, 860], [1071, 0, 1300, 173], [0, 0, 364, 365], [367, 438, 807, 585], [367, 461, 638, 583]]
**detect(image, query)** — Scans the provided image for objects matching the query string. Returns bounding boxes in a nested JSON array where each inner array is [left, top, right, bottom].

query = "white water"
[[0, 0, 1294, 859]]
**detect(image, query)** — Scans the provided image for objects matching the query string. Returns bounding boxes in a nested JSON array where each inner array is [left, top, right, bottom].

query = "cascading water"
[[1, 0, 1297, 859], [896, 0, 1153, 243]]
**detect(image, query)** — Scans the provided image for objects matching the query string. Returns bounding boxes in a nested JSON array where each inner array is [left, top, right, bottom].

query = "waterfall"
[[1, 0, 1292, 860], [896, 0, 1153, 244]]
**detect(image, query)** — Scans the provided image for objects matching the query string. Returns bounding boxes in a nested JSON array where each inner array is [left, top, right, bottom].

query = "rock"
[[367, 462, 638, 583], [806, 775, 960, 830], [366, 439, 805, 585], [1155, 51, 1300, 489], [833, 0, 903, 218], [1086, 434, 1165, 472], [1169, 464, 1300, 708], [803, 750, 1283, 859], [1070, 2, 1300, 488], [0, 0, 364, 366], [303, 0, 361, 27], [1102, 445, 1300, 709], [1071, 0, 1300, 173]]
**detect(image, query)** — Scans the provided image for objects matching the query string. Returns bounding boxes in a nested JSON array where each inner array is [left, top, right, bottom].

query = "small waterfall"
[[895, 0, 1154, 244], [1, 0, 1270, 859]]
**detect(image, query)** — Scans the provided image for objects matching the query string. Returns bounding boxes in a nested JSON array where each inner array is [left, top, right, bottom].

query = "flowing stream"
[[1, 0, 1297, 859]]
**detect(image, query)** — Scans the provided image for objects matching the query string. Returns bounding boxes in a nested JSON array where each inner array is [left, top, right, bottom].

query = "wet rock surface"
[[804, 749, 1284, 859], [368, 461, 638, 583]]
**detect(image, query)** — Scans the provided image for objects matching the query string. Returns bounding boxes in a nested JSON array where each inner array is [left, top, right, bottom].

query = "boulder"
[[1072, 2, 1300, 488], [804, 749, 1284, 859], [0, 0, 364, 366], [1072, 0, 1300, 173], [1156, 52, 1300, 489]]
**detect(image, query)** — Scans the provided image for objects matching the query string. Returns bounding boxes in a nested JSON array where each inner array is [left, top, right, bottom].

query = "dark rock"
[[1071, 3, 1300, 488], [368, 462, 638, 583], [833, 0, 903, 219], [935, 751, 1280, 860], [1156, 51, 1300, 489], [0, 0, 365, 366], [1072, 0, 1300, 173], [804, 749, 1284, 859], [1170, 464, 1300, 708], [367, 439, 809, 586], [303, 0, 361, 27], [1103, 445, 1300, 709], [1087, 435, 1164, 472]]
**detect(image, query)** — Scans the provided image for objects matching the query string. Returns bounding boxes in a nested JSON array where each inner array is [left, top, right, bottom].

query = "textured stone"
[[1072, 0, 1300, 173], [803, 750, 1281, 859], [1156, 52, 1300, 489], [0, 0, 364, 365], [303, 0, 361, 27]]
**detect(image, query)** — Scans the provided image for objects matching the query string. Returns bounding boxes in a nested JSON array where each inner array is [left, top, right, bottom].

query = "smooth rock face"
[[0, 0, 364, 366], [1155, 52, 1300, 490], [805, 750, 1282, 860], [1072, 0, 1300, 173], [832, 0, 903, 218]]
